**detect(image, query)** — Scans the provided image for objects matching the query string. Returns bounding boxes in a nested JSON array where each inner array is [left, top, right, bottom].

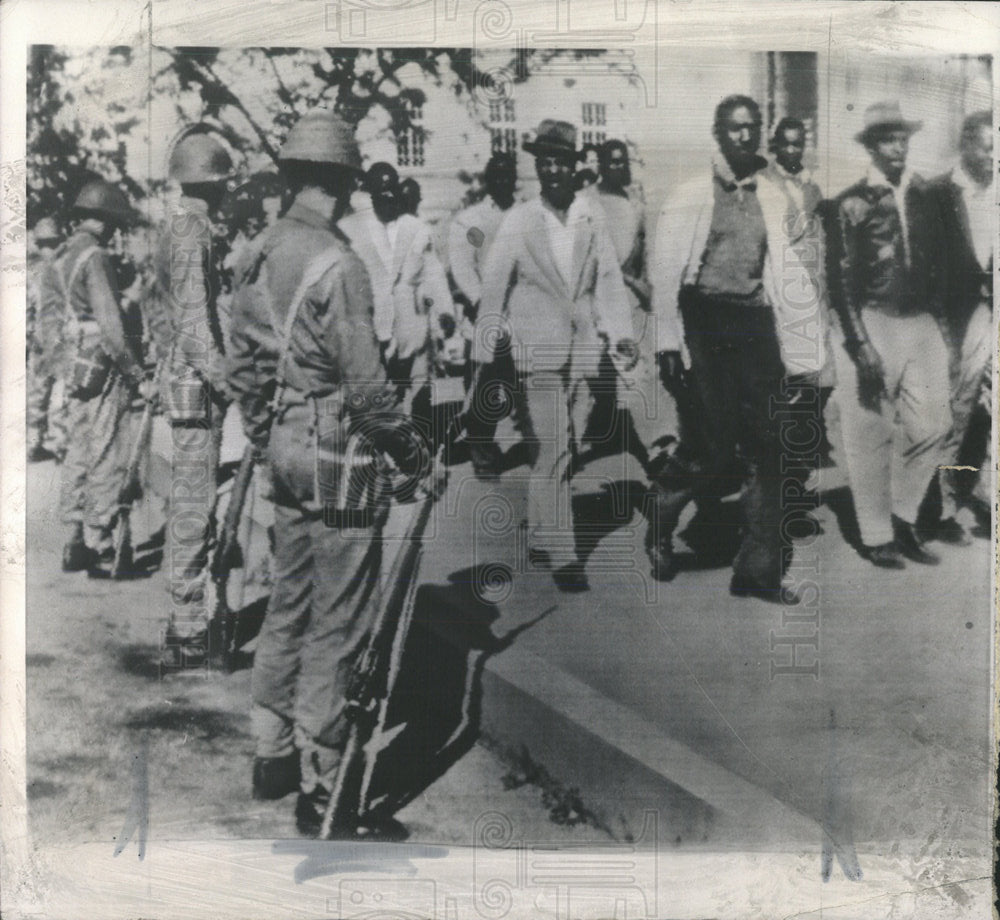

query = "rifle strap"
[[265, 249, 345, 418], [58, 245, 101, 332]]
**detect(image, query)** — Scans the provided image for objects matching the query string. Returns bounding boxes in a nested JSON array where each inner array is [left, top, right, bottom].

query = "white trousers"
[[833, 309, 951, 546]]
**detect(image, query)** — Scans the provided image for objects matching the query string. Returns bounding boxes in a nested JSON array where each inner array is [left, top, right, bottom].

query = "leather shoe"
[[647, 540, 676, 582], [892, 516, 940, 565], [295, 784, 332, 837], [27, 444, 56, 463], [527, 545, 551, 570], [552, 562, 589, 593], [253, 753, 301, 801], [931, 517, 972, 546], [62, 540, 97, 573], [469, 442, 502, 481], [729, 575, 800, 605], [860, 541, 905, 569], [964, 496, 991, 537]]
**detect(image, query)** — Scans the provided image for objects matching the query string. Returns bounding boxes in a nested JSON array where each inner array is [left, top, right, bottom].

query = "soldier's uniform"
[[228, 110, 400, 835], [27, 219, 66, 461], [48, 182, 145, 569], [154, 131, 236, 663]]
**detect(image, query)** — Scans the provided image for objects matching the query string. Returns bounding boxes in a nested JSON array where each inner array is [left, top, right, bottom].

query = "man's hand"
[[438, 312, 457, 340], [614, 338, 640, 373], [657, 350, 685, 393], [853, 340, 886, 410], [138, 376, 158, 404], [440, 333, 467, 368]]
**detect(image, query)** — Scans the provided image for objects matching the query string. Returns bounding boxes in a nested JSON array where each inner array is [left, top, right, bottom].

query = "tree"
[[27, 45, 147, 232]]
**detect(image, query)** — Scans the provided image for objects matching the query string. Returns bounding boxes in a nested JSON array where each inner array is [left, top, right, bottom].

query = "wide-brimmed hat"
[[523, 119, 577, 158], [855, 101, 923, 144]]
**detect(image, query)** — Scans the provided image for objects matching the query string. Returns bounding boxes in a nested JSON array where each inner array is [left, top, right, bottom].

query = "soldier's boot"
[[62, 524, 97, 572], [28, 438, 56, 463], [161, 629, 209, 671], [295, 783, 332, 837], [252, 753, 301, 800]]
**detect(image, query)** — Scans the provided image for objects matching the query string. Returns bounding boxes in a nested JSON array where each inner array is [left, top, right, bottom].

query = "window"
[[396, 99, 425, 168], [488, 97, 517, 158], [764, 52, 819, 149], [581, 102, 607, 146]]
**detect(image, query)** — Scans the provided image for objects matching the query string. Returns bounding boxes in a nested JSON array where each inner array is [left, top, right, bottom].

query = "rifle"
[[320, 450, 446, 839], [209, 443, 257, 672], [111, 386, 159, 580]]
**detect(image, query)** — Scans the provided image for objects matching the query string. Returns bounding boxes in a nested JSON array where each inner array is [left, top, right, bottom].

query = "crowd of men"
[[26, 95, 994, 836]]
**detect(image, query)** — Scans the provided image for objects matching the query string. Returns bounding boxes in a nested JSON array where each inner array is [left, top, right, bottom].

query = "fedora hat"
[[855, 101, 923, 144], [523, 119, 577, 158]]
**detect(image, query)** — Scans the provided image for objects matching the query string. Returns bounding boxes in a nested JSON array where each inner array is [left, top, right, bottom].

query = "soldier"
[[476, 119, 637, 592], [228, 110, 404, 837], [50, 180, 148, 572], [449, 151, 520, 478], [27, 217, 64, 462], [154, 129, 236, 668]]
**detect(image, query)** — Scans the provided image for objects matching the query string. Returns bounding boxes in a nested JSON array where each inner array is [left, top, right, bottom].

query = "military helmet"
[[278, 110, 362, 171], [168, 131, 235, 183], [72, 180, 135, 226], [32, 217, 61, 244]]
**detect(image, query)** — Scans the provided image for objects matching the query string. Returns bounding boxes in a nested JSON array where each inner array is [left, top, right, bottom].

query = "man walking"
[[649, 95, 794, 601], [228, 110, 404, 837], [476, 119, 636, 592], [826, 101, 951, 568], [449, 151, 520, 478], [154, 129, 236, 667], [49, 181, 147, 572], [925, 110, 994, 543], [340, 162, 458, 413], [592, 139, 662, 469]]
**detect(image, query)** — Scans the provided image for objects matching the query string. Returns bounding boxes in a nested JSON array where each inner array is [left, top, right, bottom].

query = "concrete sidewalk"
[[150, 410, 993, 866], [407, 452, 992, 866]]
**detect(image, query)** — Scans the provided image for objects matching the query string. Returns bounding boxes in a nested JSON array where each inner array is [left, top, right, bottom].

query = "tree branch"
[[164, 49, 281, 163]]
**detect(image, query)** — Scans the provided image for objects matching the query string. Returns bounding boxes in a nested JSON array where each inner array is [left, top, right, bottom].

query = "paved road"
[[18, 410, 994, 917]]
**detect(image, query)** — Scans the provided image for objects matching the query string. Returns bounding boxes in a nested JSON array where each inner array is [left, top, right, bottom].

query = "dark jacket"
[[925, 171, 993, 346], [825, 172, 940, 352]]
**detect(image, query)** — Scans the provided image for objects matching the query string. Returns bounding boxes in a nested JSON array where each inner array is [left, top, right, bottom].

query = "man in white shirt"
[[449, 152, 521, 479], [476, 119, 636, 592], [340, 162, 459, 418], [925, 110, 994, 542]]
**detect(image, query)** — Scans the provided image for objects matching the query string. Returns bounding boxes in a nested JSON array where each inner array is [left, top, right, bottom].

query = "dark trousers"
[[651, 288, 788, 586], [463, 332, 524, 444]]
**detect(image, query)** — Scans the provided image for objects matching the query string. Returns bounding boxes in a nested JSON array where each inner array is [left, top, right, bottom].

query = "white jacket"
[[651, 162, 827, 375]]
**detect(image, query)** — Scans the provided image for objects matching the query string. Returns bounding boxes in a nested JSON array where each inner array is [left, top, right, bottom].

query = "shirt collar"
[[712, 149, 767, 188], [178, 195, 210, 215], [865, 163, 914, 193], [771, 160, 811, 185], [285, 200, 333, 232], [539, 194, 589, 225]]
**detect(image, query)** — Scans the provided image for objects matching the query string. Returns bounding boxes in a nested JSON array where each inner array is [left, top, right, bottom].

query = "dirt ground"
[[23, 454, 613, 851]]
